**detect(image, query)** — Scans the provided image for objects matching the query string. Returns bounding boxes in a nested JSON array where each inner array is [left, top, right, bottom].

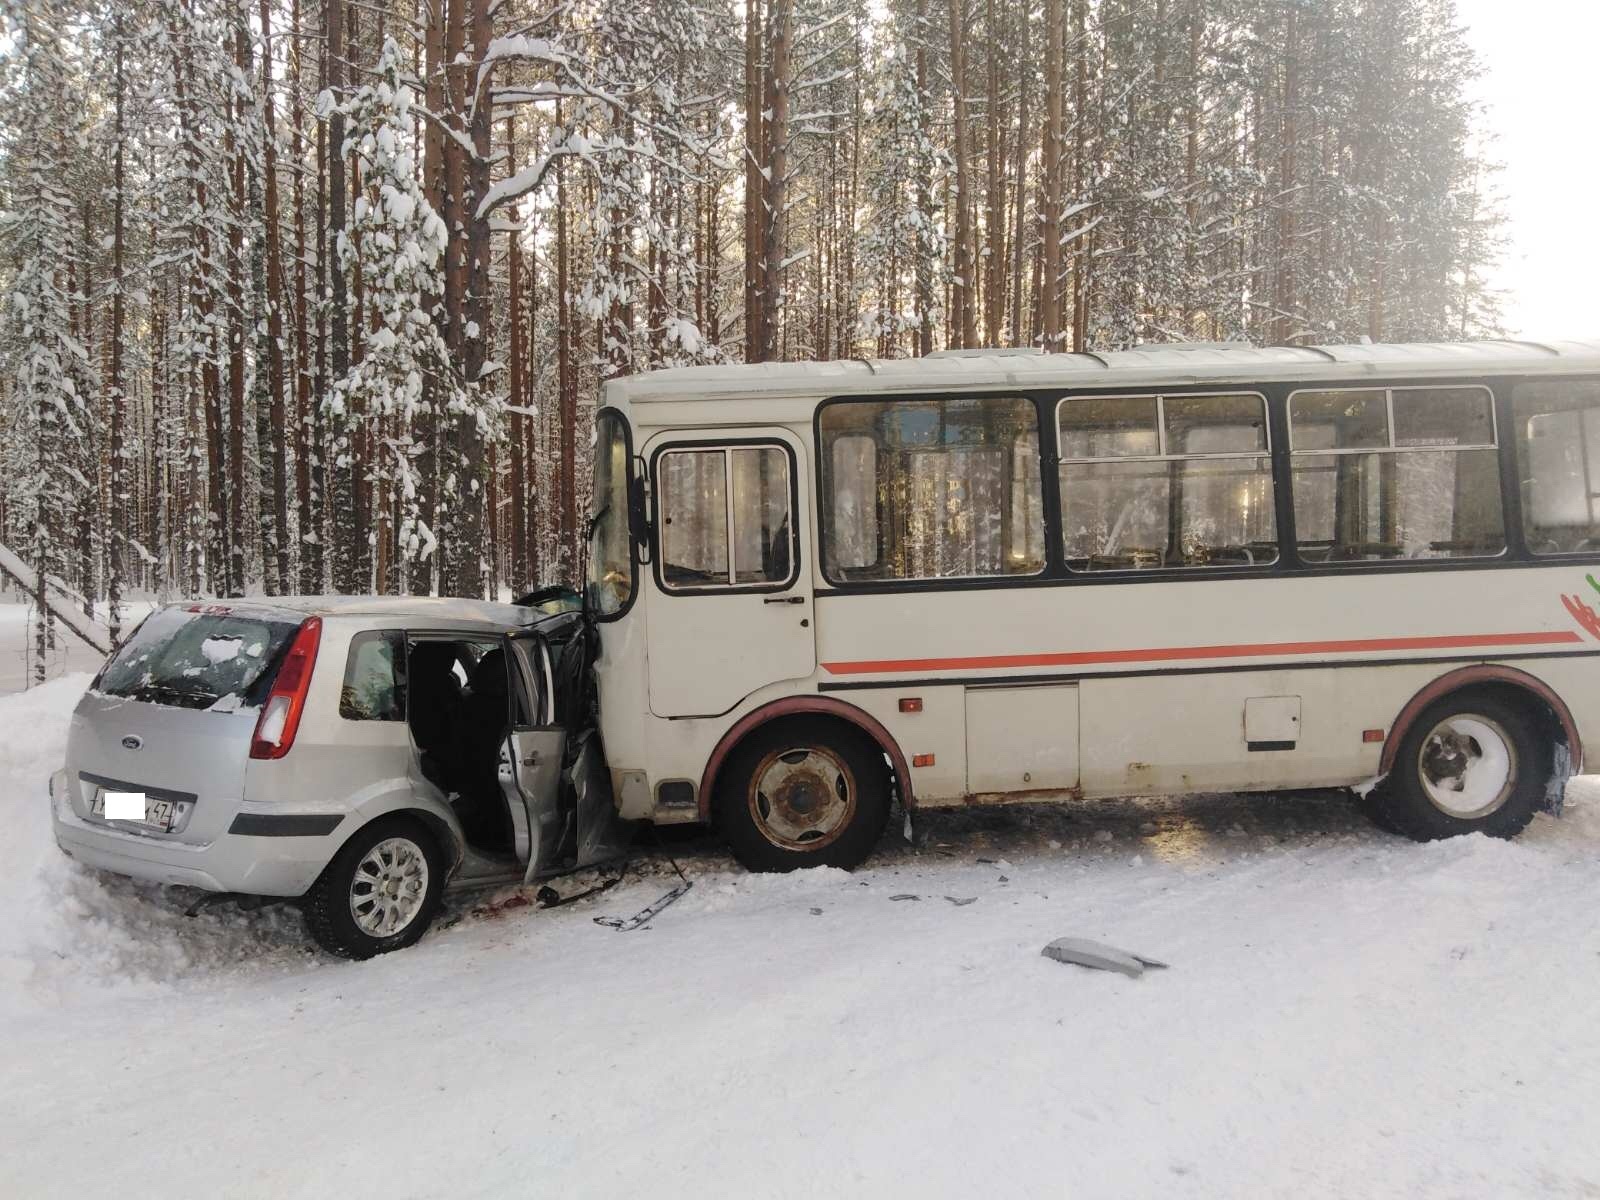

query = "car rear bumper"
[[51, 772, 342, 897]]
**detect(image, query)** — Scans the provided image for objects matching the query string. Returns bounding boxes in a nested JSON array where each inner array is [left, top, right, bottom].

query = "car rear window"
[[95, 606, 301, 710]]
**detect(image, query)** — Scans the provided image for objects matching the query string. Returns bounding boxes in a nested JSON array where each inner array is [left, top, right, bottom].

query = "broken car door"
[[505, 633, 567, 880]]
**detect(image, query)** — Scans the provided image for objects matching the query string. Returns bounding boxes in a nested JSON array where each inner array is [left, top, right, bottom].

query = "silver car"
[[51, 596, 624, 958]]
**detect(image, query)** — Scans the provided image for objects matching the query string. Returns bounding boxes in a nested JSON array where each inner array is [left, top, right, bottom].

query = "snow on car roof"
[[605, 338, 1600, 406]]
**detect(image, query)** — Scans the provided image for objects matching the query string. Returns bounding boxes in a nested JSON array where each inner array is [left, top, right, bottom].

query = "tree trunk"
[[447, 0, 494, 597], [984, 0, 1005, 346], [1041, 0, 1064, 350], [309, 6, 328, 592], [1274, 4, 1299, 345], [506, 117, 528, 592], [108, 16, 127, 641], [913, 0, 933, 356], [327, 0, 355, 591], [1010, 0, 1030, 348], [1069, 0, 1089, 352], [948, 0, 975, 350], [226, 19, 249, 596], [744, 0, 765, 362], [411, 0, 447, 595], [759, 0, 790, 363], [291, 0, 316, 591], [555, 134, 578, 583], [258, 0, 289, 593]]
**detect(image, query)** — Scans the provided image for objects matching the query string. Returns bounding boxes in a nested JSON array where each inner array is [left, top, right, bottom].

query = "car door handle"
[[763, 595, 806, 605], [521, 753, 542, 766]]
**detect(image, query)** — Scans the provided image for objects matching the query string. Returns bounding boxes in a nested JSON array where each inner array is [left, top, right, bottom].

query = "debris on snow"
[[595, 874, 692, 931], [1041, 937, 1169, 978]]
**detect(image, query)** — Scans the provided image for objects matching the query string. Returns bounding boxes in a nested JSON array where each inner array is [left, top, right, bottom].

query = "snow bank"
[[0, 676, 314, 1008]]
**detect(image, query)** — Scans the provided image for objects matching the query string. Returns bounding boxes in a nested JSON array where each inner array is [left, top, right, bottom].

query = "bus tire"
[[1351, 788, 1403, 835], [1366, 690, 1547, 843], [714, 716, 891, 872], [303, 816, 445, 959]]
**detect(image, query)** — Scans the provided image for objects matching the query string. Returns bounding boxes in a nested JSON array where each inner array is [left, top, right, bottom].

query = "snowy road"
[[4, 676, 1600, 1198]]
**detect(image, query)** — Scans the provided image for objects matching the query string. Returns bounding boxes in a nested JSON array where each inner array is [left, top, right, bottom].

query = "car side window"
[[340, 631, 406, 721]]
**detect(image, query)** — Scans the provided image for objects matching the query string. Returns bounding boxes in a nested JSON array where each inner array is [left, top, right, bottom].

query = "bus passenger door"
[[645, 431, 816, 718]]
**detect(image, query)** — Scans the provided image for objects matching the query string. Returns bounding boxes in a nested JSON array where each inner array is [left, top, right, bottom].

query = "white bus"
[[583, 339, 1600, 871]]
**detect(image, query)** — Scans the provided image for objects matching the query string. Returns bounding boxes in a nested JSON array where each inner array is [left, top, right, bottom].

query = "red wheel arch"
[[697, 697, 914, 820], [1380, 664, 1584, 775]]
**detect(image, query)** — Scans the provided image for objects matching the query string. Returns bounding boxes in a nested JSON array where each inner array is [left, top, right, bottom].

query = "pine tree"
[[0, 0, 97, 680], [329, 38, 465, 589]]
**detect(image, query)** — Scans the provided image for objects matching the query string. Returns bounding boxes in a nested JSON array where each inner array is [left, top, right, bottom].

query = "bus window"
[[731, 447, 792, 584], [658, 444, 795, 590], [1058, 392, 1276, 570], [818, 396, 1044, 583], [1513, 380, 1600, 554], [829, 435, 878, 571], [1288, 385, 1503, 562]]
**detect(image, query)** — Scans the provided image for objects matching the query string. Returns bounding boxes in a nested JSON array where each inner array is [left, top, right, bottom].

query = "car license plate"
[[92, 790, 176, 832]]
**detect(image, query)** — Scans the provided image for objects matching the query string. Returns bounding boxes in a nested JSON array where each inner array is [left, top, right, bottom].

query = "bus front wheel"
[[714, 716, 892, 872], [1365, 690, 1548, 842]]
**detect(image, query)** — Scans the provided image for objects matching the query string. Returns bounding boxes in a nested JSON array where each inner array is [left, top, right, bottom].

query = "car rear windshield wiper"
[[134, 682, 222, 709]]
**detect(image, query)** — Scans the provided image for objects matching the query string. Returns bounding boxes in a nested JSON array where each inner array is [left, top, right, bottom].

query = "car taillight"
[[250, 616, 322, 760]]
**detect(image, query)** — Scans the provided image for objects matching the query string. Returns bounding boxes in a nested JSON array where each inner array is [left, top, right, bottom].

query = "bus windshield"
[[586, 411, 634, 616]]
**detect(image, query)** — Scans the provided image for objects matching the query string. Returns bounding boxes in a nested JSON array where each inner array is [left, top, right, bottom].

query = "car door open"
[[505, 634, 567, 881]]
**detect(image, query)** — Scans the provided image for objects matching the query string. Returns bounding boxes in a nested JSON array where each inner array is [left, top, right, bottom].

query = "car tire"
[[1364, 690, 1547, 842], [304, 816, 445, 959], [714, 716, 891, 872]]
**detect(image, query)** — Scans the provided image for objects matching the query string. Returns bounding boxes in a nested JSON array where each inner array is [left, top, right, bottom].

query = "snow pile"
[[0, 676, 313, 1006], [2, 680, 1599, 1197]]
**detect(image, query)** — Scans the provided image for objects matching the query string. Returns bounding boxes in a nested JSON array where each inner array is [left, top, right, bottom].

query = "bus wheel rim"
[[1417, 714, 1516, 820], [748, 746, 857, 852], [349, 837, 430, 937]]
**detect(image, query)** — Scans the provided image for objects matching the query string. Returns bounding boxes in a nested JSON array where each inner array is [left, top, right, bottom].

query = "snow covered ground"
[[4, 675, 1600, 1198]]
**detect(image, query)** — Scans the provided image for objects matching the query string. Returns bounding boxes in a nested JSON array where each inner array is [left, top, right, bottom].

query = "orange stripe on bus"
[[820, 631, 1584, 676]]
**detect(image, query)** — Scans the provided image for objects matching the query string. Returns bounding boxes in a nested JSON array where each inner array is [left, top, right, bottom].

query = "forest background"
[[0, 0, 1504, 660]]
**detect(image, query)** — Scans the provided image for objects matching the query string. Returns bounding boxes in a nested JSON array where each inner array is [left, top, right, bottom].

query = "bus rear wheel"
[[715, 716, 891, 872], [1365, 691, 1548, 842]]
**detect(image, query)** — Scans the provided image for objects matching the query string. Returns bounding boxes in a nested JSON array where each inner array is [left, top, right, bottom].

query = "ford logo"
[[121, 736, 143, 751]]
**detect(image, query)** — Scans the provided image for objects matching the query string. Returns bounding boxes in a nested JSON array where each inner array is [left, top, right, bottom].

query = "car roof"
[[604, 338, 1600, 406], [167, 595, 549, 628]]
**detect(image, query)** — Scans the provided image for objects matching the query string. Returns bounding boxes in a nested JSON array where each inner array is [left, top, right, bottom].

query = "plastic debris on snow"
[[1041, 937, 1170, 978]]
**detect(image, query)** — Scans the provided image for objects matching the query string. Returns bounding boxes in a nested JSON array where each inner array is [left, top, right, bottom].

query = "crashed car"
[[50, 594, 625, 958]]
